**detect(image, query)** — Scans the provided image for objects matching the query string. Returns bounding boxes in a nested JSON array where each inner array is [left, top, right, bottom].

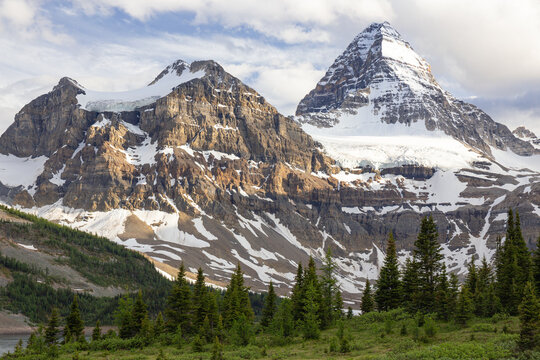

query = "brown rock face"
[[0, 59, 538, 303]]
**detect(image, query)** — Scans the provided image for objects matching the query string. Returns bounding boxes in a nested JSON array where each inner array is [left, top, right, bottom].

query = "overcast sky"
[[1, 0, 539, 134]]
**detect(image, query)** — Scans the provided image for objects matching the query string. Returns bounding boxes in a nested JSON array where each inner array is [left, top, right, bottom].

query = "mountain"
[[296, 22, 538, 169], [0, 26, 538, 304]]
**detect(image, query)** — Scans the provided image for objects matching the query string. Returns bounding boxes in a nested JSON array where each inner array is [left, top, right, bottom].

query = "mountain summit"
[[297, 22, 536, 169]]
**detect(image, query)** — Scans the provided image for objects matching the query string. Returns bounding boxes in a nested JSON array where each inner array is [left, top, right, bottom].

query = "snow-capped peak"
[[75, 60, 206, 113], [296, 22, 537, 171]]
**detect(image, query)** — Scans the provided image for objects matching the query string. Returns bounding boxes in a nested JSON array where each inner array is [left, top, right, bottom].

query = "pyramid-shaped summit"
[[296, 22, 535, 160]]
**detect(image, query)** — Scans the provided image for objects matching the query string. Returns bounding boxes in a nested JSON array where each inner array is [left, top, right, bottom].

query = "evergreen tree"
[[165, 263, 193, 333], [223, 263, 253, 328], [413, 216, 443, 313], [193, 267, 208, 329], [320, 249, 342, 328], [347, 307, 353, 319], [116, 294, 134, 339], [131, 290, 148, 336], [154, 312, 164, 338], [290, 262, 304, 322], [206, 292, 220, 335], [375, 233, 401, 311], [211, 336, 224, 360], [455, 287, 474, 325], [533, 243, 540, 297], [465, 256, 478, 295], [448, 273, 459, 312], [91, 320, 101, 342], [261, 281, 277, 328], [230, 314, 252, 346], [360, 279, 374, 313], [65, 294, 84, 341], [434, 264, 451, 320], [497, 209, 532, 314], [401, 257, 419, 312], [518, 281, 540, 350], [302, 280, 320, 339], [270, 298, 295, 339], [45, 308, 60, 345]]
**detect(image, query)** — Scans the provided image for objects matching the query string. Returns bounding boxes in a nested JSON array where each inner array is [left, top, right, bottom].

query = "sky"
[[0, 0, 539, 134]]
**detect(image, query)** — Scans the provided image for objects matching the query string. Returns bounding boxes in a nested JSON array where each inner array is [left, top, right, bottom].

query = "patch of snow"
[[17, 243, 37, 251], [77, 68, 206, 112], [0, 154, 48, 187]]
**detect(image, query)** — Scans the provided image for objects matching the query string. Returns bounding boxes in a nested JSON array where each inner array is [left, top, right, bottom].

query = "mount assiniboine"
[[0, 22, 538, 304]]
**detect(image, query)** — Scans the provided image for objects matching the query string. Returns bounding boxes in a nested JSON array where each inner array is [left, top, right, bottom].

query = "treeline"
[[5, 210, 540, 359], [359, 211, 540, 350], [0, 205, 169, 289]]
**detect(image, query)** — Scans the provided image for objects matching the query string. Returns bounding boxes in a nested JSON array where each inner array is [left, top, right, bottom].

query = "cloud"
[[69, 0, 393, 44], [1, 0, 540, 134]]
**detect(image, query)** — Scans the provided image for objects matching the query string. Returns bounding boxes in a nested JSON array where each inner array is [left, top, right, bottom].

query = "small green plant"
[[384, 319, 393, 334]]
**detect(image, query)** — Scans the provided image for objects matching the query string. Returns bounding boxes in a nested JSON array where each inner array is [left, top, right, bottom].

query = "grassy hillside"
[[8, 310, 528, 360], [0, 205, 172, 324]]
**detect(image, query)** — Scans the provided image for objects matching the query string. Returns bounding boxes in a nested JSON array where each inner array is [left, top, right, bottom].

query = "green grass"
[[10, 311, 534, 360]]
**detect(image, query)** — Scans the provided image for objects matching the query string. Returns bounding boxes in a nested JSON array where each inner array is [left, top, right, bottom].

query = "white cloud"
[[1, 0, 540, 134]]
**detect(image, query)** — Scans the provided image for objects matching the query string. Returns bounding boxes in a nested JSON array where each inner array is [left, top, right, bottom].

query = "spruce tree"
[[131, 290, 148, 336], [65, 294, 84, 341], [360, 279, 374, 313], [45, 308, 60, 345], [497, 210, 526, 314], [375, 233, 401, 311], [223, 263, 253, 328], [91, 320, 101, 342], [434, 264, 451, 320], [261, 281, 277, 328], [320, 249, 342, 328], [270, 298, 295, 339], [533, 243, 540, 297], [165, 263, 193, 333], [291, 262, 304, 322], [193, 267, 208, 329], [154, 312, 164, 338], [401, 257, 419, 312], [211, 336, 224, 360], [302, 280, 320, 339], [413, 216, 443, 313], [455, 287, 474, 325], [116, 294, 134, 339], [518, 281, 540, 350]]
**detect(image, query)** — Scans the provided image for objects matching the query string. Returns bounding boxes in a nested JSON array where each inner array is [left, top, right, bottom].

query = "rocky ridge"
[[0, 30, 538, 303]]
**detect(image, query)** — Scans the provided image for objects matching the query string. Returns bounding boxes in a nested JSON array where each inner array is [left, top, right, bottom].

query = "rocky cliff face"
[[0, 33, 538, 303]]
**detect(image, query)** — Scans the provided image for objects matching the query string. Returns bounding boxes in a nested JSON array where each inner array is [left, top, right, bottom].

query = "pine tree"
[[165, 263, 193, 333], [413, 216, 443, 313], [211, 336, 224, 360], [496, 209, 533, 314], [320, 249, 342, 328], [223, 263, 253, 328], [116, 294, 134, 339], [193, 267, 208, 330], [91, 320, 101, 342], [533, 243, 540, 297], [360, 279, 374, 313], [230, 314, 252, 346], [375, 233, 401, 311], [302, 280, 320, 340], [45, 308, 60, 345], [65, 294, 84, 341], [131, 290, 148, 336], [291, 262, 304, 322], [518, 281, 540, 350], [448, 273, 459, 311], [455, 287, 474, 325], [261, 281, 277, 328], [401, 257, 419, 312], [154, 312, 165, 338], [434, 264, 451, 320], [270, 298, 295, 339]]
